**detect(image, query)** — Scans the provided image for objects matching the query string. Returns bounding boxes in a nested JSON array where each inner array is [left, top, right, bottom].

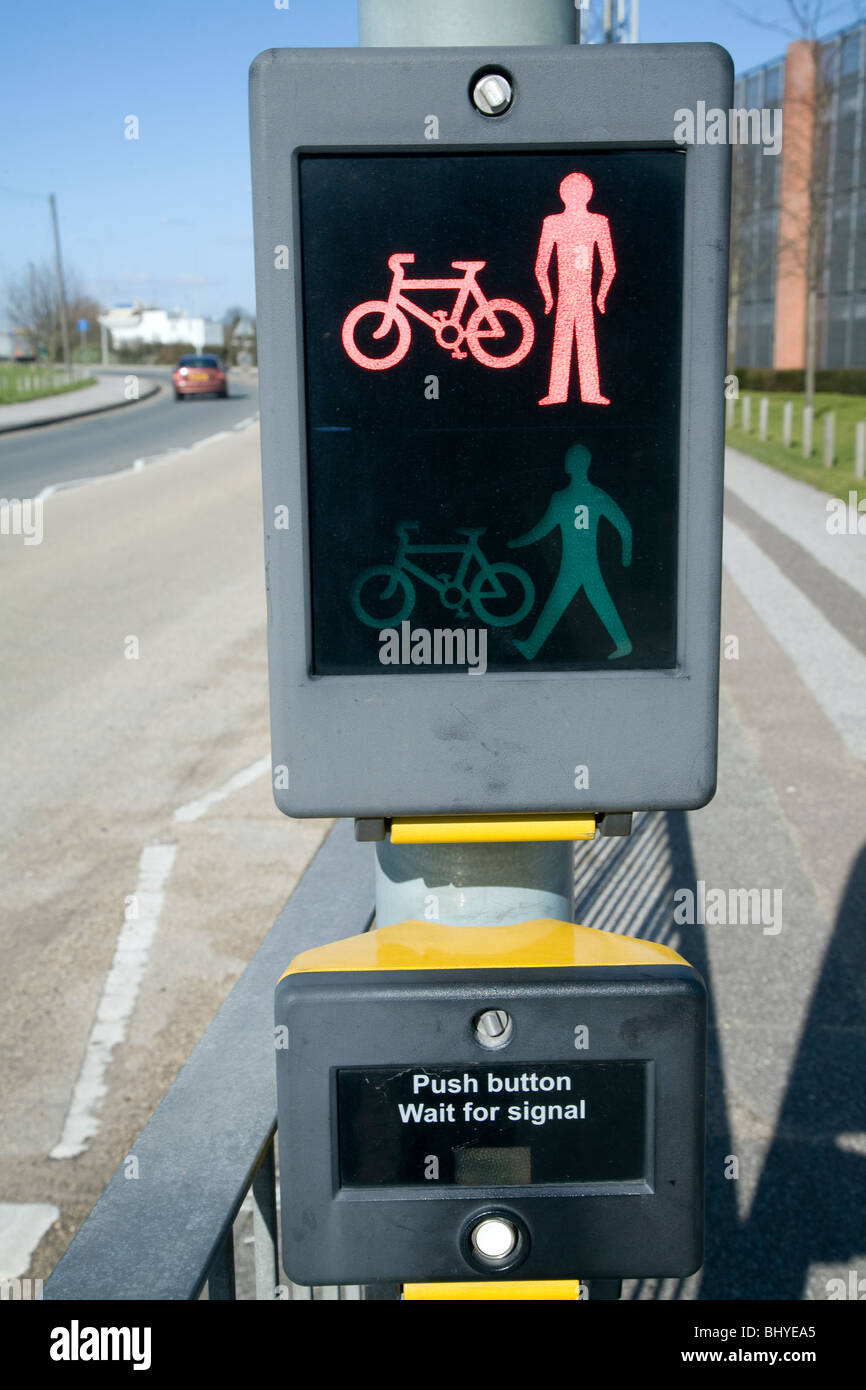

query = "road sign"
[[275, 919, 706, 1285], [76, 319, 89, 333], [250, 45, 733, 818]]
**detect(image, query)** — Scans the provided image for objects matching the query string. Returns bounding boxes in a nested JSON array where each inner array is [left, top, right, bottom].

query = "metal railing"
[[44, 820, 373, 1301], [43, 810, 699, 1300]]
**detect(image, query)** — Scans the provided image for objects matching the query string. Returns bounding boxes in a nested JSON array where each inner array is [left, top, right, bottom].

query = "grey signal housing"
[[249, 44, 733, 818]]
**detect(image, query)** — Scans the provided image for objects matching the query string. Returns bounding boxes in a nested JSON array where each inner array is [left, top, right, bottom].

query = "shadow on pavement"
[[578, 815, 866, 1299]]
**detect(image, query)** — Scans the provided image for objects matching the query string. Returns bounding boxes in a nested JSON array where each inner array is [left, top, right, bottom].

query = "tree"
[[4, 259, 99, 362], [221, 305, 248, 365], [5, 261, 59, 358]]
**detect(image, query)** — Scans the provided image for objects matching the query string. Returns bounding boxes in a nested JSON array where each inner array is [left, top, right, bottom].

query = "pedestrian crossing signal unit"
[[250, 43, 733, 818], [274, 919, 707, 1287]]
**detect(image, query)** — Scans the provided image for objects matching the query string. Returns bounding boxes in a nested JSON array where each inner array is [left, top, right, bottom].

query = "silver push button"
[[471, 1217, 517, 1261]]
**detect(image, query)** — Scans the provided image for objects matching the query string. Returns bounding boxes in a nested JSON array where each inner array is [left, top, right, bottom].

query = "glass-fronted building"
[[733, 21, 866, 368]]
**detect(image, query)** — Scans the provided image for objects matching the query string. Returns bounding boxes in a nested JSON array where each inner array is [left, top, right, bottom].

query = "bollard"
[[823, 411, 835, 469], [856, 421, 866, 480], [726, 396, 734, 428], [803, 404, 813, 457], [759, 396, 769, 441], [741, 396, 751, 432], [782, 399, 793, 447]]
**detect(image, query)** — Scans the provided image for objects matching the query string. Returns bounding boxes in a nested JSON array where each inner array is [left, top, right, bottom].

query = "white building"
[[100, 302, 224, 351]]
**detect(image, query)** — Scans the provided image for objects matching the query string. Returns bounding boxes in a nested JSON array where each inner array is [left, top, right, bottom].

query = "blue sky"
[[1, 0, 864, 324]]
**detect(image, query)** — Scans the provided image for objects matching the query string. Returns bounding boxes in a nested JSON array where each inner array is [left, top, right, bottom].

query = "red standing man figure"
[[535, 172, 616, 406]]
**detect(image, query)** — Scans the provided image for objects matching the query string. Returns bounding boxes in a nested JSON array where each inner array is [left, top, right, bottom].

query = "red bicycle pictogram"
[[341, 252, 535, 371]]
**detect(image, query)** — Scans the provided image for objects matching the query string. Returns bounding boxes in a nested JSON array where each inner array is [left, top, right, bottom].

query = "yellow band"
[[390, 815, 597, 844], [282, 918, 690, 977], [403, 1280, 581, 1301]]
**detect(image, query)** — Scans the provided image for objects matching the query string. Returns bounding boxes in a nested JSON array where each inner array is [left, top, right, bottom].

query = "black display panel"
[[337, 1061, 649, 1188], [299, 151, 684, 676]]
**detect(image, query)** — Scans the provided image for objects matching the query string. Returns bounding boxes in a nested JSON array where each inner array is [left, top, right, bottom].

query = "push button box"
[[275, 919, 706, 1287]]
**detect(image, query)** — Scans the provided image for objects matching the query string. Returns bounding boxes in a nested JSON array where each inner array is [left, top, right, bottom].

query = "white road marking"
[[35, 478, 92, 501], [0, 1203, 60, 1280], [724, 519, 866, 761], [31, 416, 259, 503], [48, 748, 270, 1160], [174, 756, 271, 824], [193, 431, 232, 448], [50, 844, 178, 1160]]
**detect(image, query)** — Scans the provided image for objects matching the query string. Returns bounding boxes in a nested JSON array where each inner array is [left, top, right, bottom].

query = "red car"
[[173, 354, 228, 400]]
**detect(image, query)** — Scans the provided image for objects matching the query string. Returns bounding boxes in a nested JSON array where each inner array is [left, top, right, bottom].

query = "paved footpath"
[[0, 372, 161, 433], [576, 445, 866, 1301]]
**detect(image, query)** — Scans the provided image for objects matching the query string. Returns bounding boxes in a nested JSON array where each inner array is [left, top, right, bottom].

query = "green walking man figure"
[[509, 443, 633, 661]]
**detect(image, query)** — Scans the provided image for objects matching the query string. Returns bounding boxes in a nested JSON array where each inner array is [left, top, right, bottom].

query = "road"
[[0, 368, 260, 498], [0, 386, 333, 1284], [0, 394, 863, 1300]]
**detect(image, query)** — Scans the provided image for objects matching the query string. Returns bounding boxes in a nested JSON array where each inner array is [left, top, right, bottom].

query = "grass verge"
[[726, 391, 866, 504], [0, 365, 96, 406]]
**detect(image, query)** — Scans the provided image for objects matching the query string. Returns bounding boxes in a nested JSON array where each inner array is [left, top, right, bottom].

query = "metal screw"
[[473, 1008, 513, 1049], [472, 72, 513, 117]]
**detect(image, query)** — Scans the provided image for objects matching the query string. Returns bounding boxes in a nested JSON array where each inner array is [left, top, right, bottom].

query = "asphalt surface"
[[0, 368, 260, 498], [0, 402, 863, 1302], [0, 391, 333, 1289]]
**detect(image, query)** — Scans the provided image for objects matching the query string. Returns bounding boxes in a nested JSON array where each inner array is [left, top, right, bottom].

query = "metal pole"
[[363, 0, 577, 928], [49, 194, 73, 381], [375, 839, 575, 929], [359, 0, 579, 46]]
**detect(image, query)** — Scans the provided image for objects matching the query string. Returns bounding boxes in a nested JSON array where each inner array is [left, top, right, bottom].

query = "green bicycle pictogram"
[[351, 522, 535, 630]]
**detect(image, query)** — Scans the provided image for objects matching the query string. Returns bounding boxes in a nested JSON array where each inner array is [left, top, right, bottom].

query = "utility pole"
[[28, 262, 38, 358], [594, 0, 640, 43], [358, 0, 579, 930], [49, 193, 73, 381]]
